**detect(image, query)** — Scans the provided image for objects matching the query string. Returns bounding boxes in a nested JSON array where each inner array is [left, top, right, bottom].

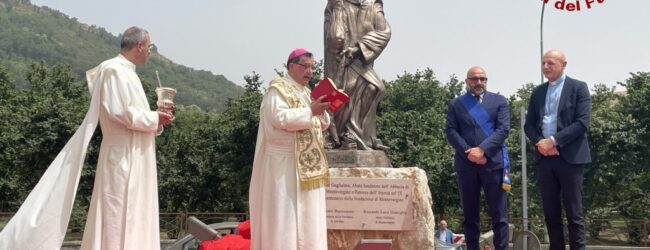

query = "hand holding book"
[[310, 77, 350, 112], [310, 95, 330, 116]]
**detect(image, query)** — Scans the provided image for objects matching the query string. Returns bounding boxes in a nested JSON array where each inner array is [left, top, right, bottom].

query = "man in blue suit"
[[525, 49, 591, 250], [445, 66, 510, 250]]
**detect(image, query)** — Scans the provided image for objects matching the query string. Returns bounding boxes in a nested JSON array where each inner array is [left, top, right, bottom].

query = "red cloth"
[[198, 234, 250, 250], [237, 220, 251, 240]]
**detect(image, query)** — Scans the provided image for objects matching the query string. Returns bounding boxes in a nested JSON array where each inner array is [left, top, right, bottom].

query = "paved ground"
[[57, 241, 650, 250], [62, 240, 176, 250]]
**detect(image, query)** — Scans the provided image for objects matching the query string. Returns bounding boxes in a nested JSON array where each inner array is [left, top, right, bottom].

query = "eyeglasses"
[[467, 77, 488, 82], [294, 62, 313, 70]]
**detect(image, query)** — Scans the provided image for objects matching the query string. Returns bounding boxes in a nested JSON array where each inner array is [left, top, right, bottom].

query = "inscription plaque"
[[326, 177, 414, 231]]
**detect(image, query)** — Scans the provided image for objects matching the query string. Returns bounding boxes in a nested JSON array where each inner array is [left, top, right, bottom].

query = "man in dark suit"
[[445, 66, 510, 250], [525, 49, 591, 250]]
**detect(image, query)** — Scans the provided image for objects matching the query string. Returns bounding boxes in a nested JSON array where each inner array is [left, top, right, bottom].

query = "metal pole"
[[539, 2, 550, 246], [540, 0, 546, 85], [521, 106, 529, 250]]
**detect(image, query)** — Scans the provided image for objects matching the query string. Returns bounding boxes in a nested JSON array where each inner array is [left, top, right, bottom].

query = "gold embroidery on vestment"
[[268, 78, 329, 190]]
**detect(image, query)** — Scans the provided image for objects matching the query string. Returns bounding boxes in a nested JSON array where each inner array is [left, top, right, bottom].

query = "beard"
[[466, 86, 485, 95]]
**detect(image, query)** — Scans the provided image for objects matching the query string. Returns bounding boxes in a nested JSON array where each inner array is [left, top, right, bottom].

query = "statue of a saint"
[[324, 0, 391, 150]]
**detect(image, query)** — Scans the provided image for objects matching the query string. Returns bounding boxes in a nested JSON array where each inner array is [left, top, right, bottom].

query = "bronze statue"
[[324, 0, 391, 150]]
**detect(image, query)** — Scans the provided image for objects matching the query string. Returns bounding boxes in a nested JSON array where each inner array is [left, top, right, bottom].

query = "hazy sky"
[[30, 0, 650, 96]]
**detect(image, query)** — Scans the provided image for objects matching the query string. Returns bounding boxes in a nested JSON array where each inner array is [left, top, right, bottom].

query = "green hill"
[[0, 0, 243, 111]]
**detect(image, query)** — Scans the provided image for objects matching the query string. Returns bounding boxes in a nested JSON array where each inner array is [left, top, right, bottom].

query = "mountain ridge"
[[0, 0, 243, 111]]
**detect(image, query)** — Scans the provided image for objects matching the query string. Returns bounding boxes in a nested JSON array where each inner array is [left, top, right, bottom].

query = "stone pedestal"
[[327, 167, 436, 250], [326, 149, 393, 168]]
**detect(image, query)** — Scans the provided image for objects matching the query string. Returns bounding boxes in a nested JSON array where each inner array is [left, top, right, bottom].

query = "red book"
[[310, 77, 350, 112]]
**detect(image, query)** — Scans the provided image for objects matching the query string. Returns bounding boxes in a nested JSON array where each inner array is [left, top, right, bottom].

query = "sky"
[[30, 0, 650, 97]]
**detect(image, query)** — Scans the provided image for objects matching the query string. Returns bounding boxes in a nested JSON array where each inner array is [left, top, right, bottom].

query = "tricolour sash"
[[268, 78, 329, 191], [459, 92, 512, 191]]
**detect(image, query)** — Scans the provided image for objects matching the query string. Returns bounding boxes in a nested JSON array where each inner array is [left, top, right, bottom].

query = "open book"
[[310, 77, 350, 112]]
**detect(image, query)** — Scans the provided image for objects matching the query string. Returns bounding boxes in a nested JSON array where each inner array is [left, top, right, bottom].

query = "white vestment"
[[248, 76, 330, 250], [0, 54, 160, 250], [80, 54, 161, 250]]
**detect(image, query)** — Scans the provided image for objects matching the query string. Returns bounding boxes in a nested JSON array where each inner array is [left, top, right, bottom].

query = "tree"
[[613, 73, 650, 244], [156, 71, 263, 212], [204, 72, 262, 211], [503, 83, 547, 236], [0, 66, 25, 210], [0, 62, 90, 211], [156, 104, 220, 211], [378, 68, 462, 217]]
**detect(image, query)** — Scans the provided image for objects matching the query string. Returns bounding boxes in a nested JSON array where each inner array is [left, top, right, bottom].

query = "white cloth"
[[0, 58, 103, 250], [79, 54, 161, 250], [248, 76, 330, 250]]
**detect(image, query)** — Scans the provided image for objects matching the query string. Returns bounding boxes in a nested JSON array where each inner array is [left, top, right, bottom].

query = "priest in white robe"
[[0, 26, 174, 250], [79, 27, 174, 250], [248, 48, 331, 250]]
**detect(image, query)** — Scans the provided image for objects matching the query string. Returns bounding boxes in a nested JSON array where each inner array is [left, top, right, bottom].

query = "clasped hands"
[[465, 147, 487, 165], [157, 107, 175, 126], [340, 45, 360, 66], [536, 138, 560, 156], [341, 46, 359, 59], [311, 95, 330, 116]]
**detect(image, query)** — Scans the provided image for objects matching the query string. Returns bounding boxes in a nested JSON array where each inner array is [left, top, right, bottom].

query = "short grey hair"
[[120, 26, 148, 50]]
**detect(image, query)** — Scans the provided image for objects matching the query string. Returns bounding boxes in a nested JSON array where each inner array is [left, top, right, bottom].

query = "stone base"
[[327, 167, 436, 250], [326, 149, 392, 168]]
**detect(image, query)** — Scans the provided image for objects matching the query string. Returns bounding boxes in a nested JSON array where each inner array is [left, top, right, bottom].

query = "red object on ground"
[[237, 220, 251, 240], [198, 235, 250, 250], [198, 220, 252, 250]]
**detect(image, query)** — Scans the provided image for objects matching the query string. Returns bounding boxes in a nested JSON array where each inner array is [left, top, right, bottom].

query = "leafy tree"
[[0, 66, 24, 210], [613, 73, 650, 244], [156, 72, 263, 212], [378, 68, 462, 217], [156, 104, 220, 211], [202, 72, 262, 211], [15, 62, 87, 189], [504, 83, 546, 236], [0, 62, 90, 211], [582, 83, 628, 237]]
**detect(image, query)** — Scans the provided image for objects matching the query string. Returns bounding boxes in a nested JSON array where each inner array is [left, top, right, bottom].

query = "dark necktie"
[[475, 95, 481, 103]]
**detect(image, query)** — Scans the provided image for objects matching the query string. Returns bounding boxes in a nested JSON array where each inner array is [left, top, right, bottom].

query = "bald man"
[[525, 50, 591, 250], [445, 66, 510, 250]]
